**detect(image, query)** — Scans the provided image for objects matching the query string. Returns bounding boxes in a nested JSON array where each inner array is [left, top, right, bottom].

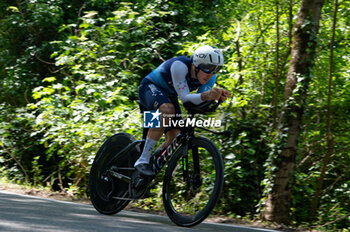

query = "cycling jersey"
[[144, 56, 216, 105]]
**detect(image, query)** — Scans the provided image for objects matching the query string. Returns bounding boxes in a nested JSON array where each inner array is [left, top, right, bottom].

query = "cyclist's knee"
[[159, 103, 176, 127], [159, 103, 176, 115]]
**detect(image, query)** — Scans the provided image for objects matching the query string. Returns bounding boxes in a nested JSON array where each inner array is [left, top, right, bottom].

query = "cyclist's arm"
[[170, 61, 203, 105]]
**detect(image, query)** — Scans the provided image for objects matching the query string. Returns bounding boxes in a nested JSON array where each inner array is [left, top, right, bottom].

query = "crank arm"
[[107, 170, 131, 183]]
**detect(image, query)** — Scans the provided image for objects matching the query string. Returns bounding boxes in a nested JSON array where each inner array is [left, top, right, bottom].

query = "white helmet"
[[192, 45, 224, 74]]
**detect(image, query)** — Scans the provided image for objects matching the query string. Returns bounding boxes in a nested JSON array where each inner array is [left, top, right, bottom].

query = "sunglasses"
[[198, 64, 222, 74]]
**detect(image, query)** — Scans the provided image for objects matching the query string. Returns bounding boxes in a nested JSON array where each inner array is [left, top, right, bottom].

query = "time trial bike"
[[88, 100, 231, 227]]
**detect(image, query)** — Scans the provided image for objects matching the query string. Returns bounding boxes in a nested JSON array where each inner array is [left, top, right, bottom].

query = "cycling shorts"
[[138, 78, 182, 116]]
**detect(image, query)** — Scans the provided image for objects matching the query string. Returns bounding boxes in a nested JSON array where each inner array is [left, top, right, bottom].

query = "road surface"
[[0, 191, 279, 232]]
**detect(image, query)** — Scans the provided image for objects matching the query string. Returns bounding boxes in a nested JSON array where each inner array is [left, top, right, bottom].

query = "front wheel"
[[162, 137, 224, 227]]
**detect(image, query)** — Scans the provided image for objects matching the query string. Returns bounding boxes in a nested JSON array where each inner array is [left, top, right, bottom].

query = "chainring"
[[129, 171, 152, 199]]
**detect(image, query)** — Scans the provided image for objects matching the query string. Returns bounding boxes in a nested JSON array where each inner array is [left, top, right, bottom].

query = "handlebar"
[[183, 100, 223, 115]]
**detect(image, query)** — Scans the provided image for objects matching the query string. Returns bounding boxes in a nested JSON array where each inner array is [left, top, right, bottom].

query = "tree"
[[262, 0, 325, 224]]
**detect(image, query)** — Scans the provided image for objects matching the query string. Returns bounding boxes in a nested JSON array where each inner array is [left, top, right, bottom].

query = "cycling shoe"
[[135, 163, 154, 177]]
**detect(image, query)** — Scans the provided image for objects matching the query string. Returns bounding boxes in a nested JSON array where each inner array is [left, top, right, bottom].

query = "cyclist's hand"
[[201, 88, 223, 101], [210, 88, 223, 100], [220, 89, 231, 101]]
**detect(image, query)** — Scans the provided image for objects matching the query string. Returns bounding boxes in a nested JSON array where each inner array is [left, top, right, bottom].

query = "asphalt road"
[[0, 191, 279, 232]]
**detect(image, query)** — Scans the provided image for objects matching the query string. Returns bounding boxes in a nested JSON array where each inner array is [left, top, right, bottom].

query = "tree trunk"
[[262, 0, 324, 224]]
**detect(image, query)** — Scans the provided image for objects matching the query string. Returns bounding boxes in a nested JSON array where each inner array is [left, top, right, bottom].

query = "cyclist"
[[135, 45, 231, 176]]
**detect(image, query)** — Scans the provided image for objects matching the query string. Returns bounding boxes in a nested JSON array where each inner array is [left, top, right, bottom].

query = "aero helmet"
[[192, 45, 224, 74]]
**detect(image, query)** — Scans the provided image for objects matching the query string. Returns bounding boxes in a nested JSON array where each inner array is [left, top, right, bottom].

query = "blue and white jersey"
[[144, 56, 216, 104]]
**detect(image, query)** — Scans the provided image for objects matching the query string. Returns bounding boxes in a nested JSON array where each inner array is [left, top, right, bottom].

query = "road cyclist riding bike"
[[89, 45, 232, 227], [134, 45, 231, 176]]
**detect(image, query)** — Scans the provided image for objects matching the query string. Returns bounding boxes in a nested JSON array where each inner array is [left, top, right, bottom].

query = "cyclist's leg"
[[162, 129, 180, 148], [146, 102, 177, 141], [141, 102, 176, 151], [135, 103, 176, 175], [158, 97, 181, 149], [135, 80, 176, 175], [144, 103, 178, 151]]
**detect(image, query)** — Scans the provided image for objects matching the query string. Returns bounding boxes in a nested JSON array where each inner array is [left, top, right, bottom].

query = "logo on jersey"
[[176, 80, 187, 91], [143, 110, 161, 128]]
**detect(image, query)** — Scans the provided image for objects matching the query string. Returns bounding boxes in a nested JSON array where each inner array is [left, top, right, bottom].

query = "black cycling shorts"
[[138, 78, 182, 131]]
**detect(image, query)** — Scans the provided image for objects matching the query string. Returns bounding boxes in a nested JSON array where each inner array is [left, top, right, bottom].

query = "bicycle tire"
[[162, 136, 224, 227], [89, 132, 139, 215]]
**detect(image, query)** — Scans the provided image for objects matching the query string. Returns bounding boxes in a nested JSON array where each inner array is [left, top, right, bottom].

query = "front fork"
[[182, 143, 202, 192]]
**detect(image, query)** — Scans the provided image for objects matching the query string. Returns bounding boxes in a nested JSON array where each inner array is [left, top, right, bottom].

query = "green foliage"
[[217, 118, 270, 215]]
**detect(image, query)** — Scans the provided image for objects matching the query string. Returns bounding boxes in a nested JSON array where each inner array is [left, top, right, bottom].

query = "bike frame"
[[149, 126, 194, 176]]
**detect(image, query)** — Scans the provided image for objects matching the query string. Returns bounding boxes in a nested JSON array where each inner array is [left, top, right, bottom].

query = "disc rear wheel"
[[89, 133, 139, 215]]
